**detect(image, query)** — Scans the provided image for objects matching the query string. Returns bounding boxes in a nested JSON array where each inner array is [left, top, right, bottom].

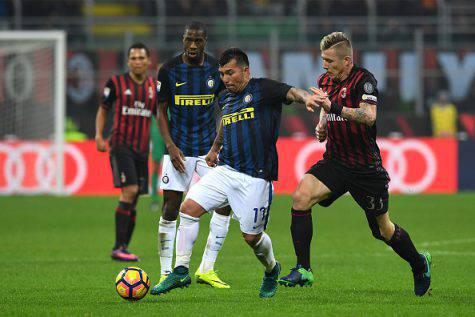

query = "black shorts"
[[109, 147, 149, 195], [306, 159, 390, 216]]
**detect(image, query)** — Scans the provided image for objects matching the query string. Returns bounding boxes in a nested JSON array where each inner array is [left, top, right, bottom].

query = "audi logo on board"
[[295, 139, 439, 193], [0, 142, 87, 195]]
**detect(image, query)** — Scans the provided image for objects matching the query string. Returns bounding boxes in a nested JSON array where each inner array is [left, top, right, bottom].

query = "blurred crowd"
[[1, 0, 450, 18]]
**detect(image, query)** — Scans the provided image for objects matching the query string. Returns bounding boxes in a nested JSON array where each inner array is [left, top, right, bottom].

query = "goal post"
[[0, 31, 66, 195]]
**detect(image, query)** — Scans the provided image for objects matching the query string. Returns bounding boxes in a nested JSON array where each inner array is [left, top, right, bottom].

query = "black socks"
[[114, 201, 133, 250], [290, 208, 313, 270], [386, 224, 425, 273]]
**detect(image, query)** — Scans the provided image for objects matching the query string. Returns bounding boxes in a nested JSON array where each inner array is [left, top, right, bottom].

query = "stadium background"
[[1, 1, 475, 315], [1, 0, 475, 194]]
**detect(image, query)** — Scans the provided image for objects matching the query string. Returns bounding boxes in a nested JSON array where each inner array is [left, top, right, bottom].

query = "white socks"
[[253, 232, 276, 272], [199, 212, 231, 273], [158, 217, 176, 275], [175, 212, 200, 268]]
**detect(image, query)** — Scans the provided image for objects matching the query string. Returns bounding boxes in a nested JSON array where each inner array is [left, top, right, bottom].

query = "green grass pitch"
[[2, 193, 475, 316]]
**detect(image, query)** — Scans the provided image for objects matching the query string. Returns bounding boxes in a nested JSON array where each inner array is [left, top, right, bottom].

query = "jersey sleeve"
[[355, 72, 379, 106], [100, 78, 116, 110], [157, 65, 171, 103], [259, 78, 293, 105]]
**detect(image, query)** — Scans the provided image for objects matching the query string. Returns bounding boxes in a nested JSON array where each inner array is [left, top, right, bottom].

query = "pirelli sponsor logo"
[[174, 94, 215, 106], [222, 107, 255, 126]]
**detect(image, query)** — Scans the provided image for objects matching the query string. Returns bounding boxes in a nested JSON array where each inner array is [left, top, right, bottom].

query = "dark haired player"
[[151, 47, 320, 298], [154, 22, 232, 289], [95, 43, 158, 261], [278, 32, 431, 296]]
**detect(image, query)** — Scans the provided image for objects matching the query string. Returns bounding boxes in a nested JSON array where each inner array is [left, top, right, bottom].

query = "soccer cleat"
[[110, 248, 139, 262], [150, 266, 191, 295], [259, 261, 280, 298], [413, 251, 431, 296], [278, 264, 314, 287], [158, 274, 168, 284], [195, 268, 230, 289]]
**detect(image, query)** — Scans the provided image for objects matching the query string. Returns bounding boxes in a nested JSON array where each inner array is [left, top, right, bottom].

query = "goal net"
[[0, 31, 66, 195]]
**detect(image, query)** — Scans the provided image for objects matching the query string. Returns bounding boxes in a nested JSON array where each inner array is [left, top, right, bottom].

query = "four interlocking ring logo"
[[0, 142, 87, 195], [295, 139, 438, 193], [0, 139, 442, 195]]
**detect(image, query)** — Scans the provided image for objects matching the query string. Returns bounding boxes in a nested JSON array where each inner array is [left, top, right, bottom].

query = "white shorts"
[[159, 155, 211, 192], [186, 165, 273, 235]]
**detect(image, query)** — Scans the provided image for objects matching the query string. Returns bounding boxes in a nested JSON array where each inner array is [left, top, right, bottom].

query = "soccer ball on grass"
[[115, 267, 150, 301]]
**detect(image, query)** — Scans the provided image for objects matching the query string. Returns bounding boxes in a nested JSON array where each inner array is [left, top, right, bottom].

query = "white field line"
[[385, 237, 475, 251], [314, 250, 475, 258], [418, 237, 475, 247]]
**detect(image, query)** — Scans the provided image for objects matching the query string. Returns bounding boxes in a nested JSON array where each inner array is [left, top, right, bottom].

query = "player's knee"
[[292, 189, 313, 210], [179, 199, 194, 215], [242, 232, 261, 247], [179, 199, 206, 218], [122, 185, 139, 201]]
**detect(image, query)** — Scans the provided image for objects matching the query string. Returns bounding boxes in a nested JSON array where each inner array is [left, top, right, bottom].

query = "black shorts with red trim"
[[109, 146, 149, 194], [306, 159, 390, 216]]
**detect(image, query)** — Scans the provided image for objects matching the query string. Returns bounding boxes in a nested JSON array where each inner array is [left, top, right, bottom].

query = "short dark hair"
[[219, 48, 249, 67], [320, 32, 352, 58], [128, 42, 150, 57], [184, 21, 207, 38]]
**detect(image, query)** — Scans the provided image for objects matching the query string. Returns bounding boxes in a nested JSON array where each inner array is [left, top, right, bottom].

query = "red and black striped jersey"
[[101, 73, 158, 156], [318, 66, 383, 169]]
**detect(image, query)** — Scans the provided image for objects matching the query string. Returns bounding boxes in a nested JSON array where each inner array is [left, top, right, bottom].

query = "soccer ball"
[[115, 267, 151, 301]]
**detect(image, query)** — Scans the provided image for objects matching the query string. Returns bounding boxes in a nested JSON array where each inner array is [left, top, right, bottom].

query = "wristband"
[[330, 102, 343, 115]]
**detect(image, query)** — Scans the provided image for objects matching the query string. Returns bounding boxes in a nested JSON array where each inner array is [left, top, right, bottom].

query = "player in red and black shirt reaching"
[[279, 32, 432, 296], [95, 43, 158, 262]]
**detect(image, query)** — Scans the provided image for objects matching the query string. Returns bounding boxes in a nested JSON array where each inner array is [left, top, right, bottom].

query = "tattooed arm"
[[286, 87, 319, 112], [340, 102, 377, 126]]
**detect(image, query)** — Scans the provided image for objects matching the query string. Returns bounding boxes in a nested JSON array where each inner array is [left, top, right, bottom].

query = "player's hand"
[[205, 150, 219, 167], [95, 136, 107, 152], [303, 93, 319, 112], [310, 87, 331, 111], [315, 122, 327, 142], [168, 144, 186, 173]]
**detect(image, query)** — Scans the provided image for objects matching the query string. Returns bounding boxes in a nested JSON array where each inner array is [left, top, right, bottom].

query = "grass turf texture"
[[1, 194, 475, 316]]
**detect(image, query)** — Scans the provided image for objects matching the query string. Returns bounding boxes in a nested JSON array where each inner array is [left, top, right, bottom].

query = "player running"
[[278, 32, 431, 296], [151, 47, 320, 298], [95, 43, 158, 262], [153, 22, 232, 289]]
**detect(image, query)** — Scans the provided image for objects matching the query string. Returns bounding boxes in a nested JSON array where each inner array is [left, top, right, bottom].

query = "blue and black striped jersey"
[[218, 78, 292, 181], [157, 53, 223, 156]]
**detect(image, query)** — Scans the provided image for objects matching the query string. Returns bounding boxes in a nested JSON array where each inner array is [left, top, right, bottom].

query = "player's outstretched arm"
[[206, 120, 224, 167], [286, 87, 319, 112], [310, 87, 377, 126], [95, 106, 108, 152], [157, 101, 186, 173]]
